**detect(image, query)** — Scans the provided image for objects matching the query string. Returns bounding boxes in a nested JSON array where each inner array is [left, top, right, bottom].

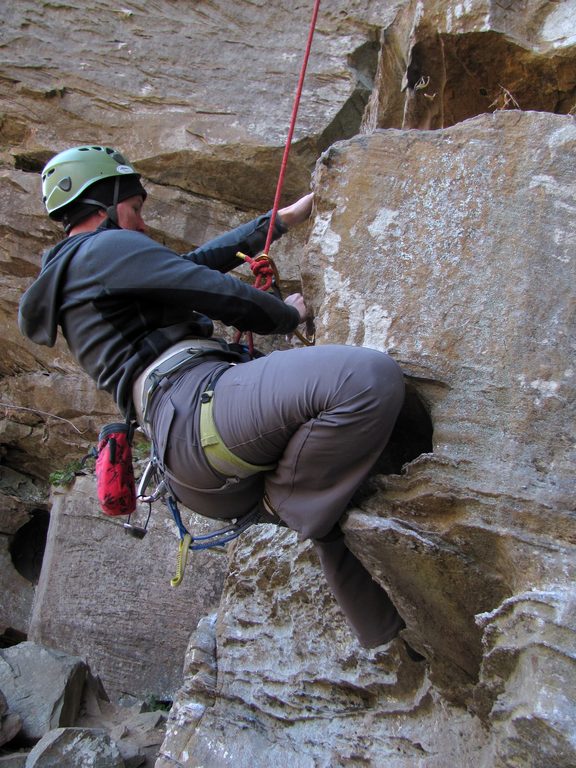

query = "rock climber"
[[18, 145, 408, 651]]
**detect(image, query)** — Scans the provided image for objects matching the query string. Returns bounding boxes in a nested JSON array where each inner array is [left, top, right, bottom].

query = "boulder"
[[0, 663, 165, 767], [0, 643, 86, 741], [24, 728, 124, 768], [76, 690, 166, 768], [0, 688, 21, 748]]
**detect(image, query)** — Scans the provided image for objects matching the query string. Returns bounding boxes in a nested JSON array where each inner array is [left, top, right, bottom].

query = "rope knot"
[[237, 251, 275, 292]]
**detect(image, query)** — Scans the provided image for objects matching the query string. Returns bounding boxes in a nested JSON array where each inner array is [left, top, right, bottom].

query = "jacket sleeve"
[[182, 212, 287, 272], [87, 229, 300, 335]]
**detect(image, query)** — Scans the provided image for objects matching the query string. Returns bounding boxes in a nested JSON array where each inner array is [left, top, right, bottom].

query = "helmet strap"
[[105, 177, 121, 226]]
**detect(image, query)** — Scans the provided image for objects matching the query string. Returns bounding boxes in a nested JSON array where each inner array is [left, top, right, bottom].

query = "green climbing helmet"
[[41, 145, 141, 219]]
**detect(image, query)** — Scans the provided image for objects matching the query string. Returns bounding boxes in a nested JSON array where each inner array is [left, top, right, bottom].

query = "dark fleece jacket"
[[19, 212, 299, 414]]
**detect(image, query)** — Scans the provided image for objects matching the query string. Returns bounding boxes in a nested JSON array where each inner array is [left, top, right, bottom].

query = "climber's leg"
[[152, 345, 405, 644], [314, 525, 405, 648], [213, 345, 406, 644], [214, 344, 405, 538]]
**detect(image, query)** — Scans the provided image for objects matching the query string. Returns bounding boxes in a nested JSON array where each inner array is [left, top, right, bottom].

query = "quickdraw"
[[125, 448, 274, 587]]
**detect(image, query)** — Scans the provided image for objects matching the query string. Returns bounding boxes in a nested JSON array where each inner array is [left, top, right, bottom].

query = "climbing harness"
[[235, 0, 321, 354], [122, 348, 286, 585], [132, 338, 237, 428]]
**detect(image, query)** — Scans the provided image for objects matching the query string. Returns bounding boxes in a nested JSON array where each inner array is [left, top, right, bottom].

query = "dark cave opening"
[[374, 381, 434, 475], [9, 509, 50, 585], [0, 627, 27, 649], [398, 30, 576, 131]]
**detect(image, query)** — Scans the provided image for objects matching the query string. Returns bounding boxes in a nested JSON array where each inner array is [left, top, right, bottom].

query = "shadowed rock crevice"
[[373, 381, 435, 477], [369, 25, 576, 130], [0, 627, 27, 649], [318, 38, 381, 151], [406, 31, 576, 129], [13, 153, 51, 174]]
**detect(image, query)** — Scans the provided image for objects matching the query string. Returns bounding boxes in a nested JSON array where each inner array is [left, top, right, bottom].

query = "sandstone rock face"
[[159, 112, 576, 765], [1, 1, 575, 767], [157, 532, 489, 768], [29, 476, 227, 702]]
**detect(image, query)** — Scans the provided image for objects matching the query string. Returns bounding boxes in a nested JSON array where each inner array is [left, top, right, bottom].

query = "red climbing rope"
[[236, 0, 321, 353], [263, 0, 322, 255]]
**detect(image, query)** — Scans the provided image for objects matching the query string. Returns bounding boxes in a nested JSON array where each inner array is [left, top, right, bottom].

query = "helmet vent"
[[58, 176, 72, 192]]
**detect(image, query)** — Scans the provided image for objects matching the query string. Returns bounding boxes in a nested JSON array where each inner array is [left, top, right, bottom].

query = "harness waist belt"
[[132, 338, 229, 428], [132, 339, 277, 479]]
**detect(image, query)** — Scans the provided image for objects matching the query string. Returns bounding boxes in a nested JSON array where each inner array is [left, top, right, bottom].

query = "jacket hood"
[[18, 234, 93, 347]]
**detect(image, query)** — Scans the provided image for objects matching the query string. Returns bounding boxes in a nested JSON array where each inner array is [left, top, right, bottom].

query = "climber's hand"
[[284, 293, 308, 323], [278, 193, 313, 228]]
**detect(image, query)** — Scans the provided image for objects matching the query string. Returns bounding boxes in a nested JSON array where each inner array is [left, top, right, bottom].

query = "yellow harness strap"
[[200, 389, 276, 478]]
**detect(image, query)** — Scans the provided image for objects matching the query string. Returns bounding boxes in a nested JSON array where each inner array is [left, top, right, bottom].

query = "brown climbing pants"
[[148, 344, 405, 648]]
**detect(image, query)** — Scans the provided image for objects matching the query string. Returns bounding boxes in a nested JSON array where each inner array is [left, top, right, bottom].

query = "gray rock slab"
[[24, 728, 124, 768], [0, 643, 86, 741]]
